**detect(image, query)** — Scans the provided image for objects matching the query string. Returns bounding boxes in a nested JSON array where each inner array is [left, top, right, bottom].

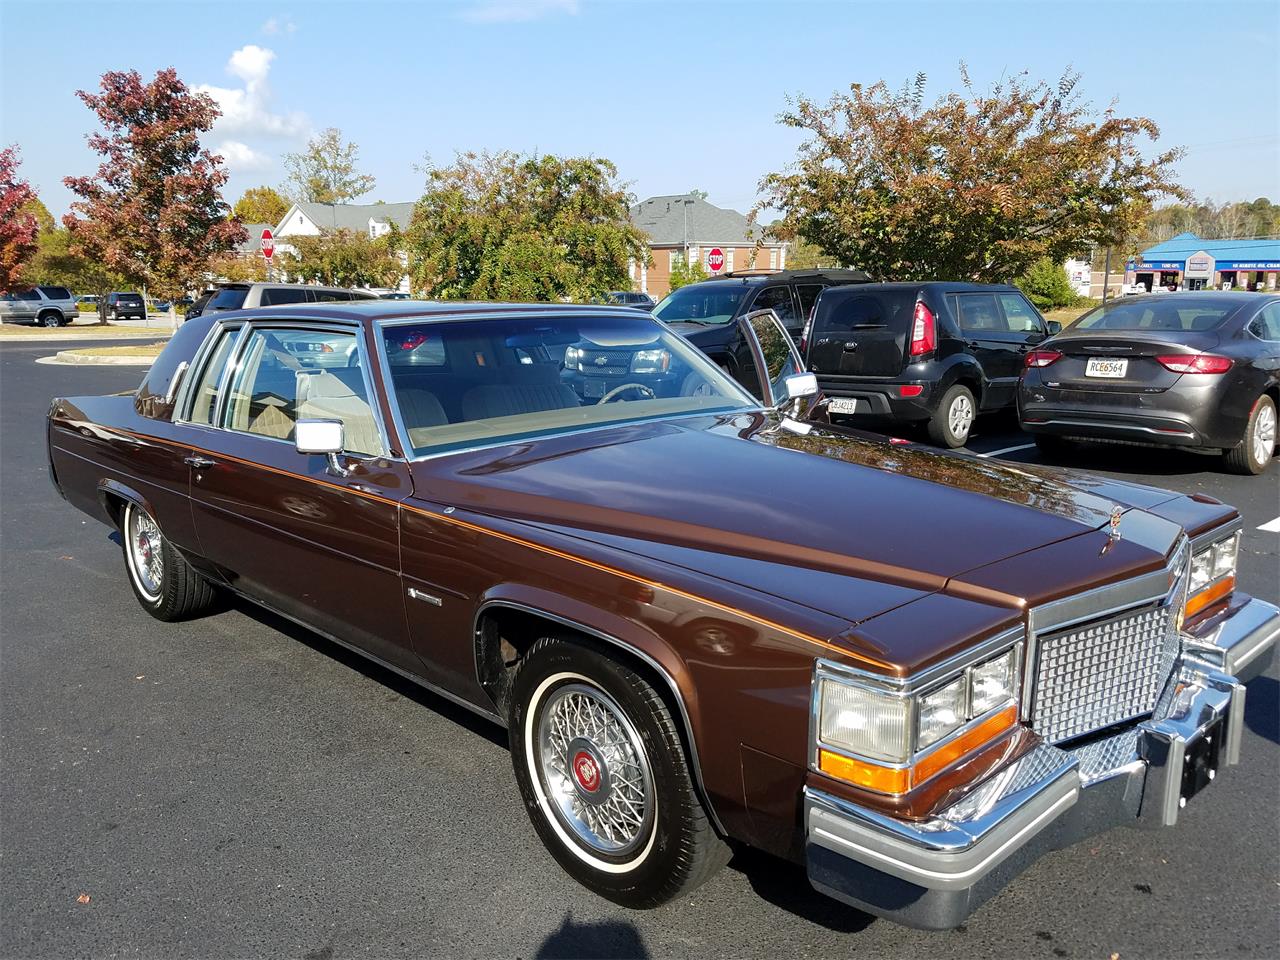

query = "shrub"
[[1017, 258, 1081, 310]]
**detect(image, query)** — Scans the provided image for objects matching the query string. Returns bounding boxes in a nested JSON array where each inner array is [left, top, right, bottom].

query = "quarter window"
[[260, 287, 310, 306], [222, 328, 381, 456], [1253, 304, 1280, 341], [186, 329, 239, 426]]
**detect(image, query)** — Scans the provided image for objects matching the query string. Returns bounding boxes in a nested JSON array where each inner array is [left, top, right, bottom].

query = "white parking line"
[[1258, 516, 1280, 533], [978, 443, 1037, 459]]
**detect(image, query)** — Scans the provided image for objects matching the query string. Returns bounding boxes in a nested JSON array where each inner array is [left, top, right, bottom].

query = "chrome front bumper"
[[805, 595, 1279, 930]]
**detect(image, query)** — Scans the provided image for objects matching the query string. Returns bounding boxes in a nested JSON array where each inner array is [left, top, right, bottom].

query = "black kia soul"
[[802, 282, 1059, 447]]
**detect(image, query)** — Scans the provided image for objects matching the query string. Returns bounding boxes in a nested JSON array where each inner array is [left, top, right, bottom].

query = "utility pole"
[[679, 197, 695, 266], [1102, 248, 1112, 303]]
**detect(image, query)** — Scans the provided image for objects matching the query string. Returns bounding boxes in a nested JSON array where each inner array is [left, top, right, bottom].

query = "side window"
[[223, 328, 381, 456], [18, 289, 41, 301], [186, 329, 239, 426], [752, 285, 799, 325], [260, 287, 310, 306], [796, 284, 825, 322], [998, 294, 1043, 333], [311, 290, 351, 303], [1254, 304, 1280, 341], [956, 294, 1002, 333]]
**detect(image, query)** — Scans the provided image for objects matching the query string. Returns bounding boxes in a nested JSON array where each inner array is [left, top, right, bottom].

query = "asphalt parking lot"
[[2, 338, 1277, 960]]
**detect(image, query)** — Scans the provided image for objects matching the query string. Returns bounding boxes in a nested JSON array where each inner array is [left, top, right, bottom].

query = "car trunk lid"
[[1043, 329, 1223, 393]]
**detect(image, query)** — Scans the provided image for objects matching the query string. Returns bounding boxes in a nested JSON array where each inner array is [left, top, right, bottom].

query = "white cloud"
[[215, 140, 274, 173], [461, 0, 579, 24], [197, 44, 308, 139], [261, 16, 297, 35]]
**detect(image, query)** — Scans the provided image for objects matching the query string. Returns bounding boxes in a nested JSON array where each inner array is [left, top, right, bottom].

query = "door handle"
[[183, 455, 217, 469]]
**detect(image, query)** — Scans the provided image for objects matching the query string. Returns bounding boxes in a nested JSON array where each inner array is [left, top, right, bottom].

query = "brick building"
[[629, 195, 787, 299]]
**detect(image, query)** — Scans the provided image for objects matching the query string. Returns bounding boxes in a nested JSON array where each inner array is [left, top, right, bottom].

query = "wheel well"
[[940, 369, 982, 405], [101, 491, 127, 530], [474, 603, 723, 835]]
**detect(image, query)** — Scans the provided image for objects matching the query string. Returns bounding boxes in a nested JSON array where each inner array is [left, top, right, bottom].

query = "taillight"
[[1156, 354, 1232, 374], [909, 301, 936, 357], [1024, 350, 1062, 368]]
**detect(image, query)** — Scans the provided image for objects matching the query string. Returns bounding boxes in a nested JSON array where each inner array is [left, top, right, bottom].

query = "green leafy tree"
[[1017, 257, 1080, 309], [785, 239, 840, 270], [282, 128, 376, 204], [277, 228, 403, 288], [760, 68, 1184, 283], [233, 185, 289, 226], [26, 226, 130, 299], [63, 68, 246, 319], [667, 255, 707, 292], [405, 151, 648, 302], [207, 249, 270, 283]]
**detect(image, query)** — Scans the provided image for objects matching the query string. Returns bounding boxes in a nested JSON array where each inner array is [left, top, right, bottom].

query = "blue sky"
[[3, 0, 1278, 222]]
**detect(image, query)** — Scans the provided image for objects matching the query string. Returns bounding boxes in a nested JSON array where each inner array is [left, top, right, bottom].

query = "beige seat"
[[296, 370, 382, 456]]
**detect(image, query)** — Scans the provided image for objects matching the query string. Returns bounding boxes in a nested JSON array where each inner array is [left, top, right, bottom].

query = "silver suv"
[[0, 286, 78, 326], [191, 282, 379, 319]]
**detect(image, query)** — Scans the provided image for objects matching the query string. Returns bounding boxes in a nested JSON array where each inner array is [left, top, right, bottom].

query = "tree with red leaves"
[[63, 68, 245, 312], [0, 146, 39, 291]]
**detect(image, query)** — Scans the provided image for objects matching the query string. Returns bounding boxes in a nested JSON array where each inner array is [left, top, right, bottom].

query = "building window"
[[769, 248, 778, 270], [725, 249, 735, 271], [668, 250, 679, 272]]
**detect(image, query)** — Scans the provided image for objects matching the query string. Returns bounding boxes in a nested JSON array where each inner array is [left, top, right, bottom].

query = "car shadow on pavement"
[[1031, 441, 1237, 477], [727, 845, 877, 934], [534, 914, 650, 959], [228, 595, 508, 750], [1244, 675, 1279, 745]]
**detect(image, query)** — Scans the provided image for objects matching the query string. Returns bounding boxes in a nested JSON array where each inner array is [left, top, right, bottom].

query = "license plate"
[[828, 397, 858, 414], [1085, 357, 1128, 378], [583, 378, 606, 399], [1180, 717, 1224, 806]]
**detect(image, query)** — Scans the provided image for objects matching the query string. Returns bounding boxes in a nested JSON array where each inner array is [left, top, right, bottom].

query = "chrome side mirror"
[[782, 372, 819, 401], [295, 418, 350, 476]]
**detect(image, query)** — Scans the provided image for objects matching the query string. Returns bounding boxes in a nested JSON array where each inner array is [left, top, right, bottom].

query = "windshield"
[[382, 313, 754, 457], [1075, 298, 1238, 332], [653, 283, 749, 325]]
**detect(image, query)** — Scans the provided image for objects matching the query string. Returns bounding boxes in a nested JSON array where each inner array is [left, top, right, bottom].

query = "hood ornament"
[[1100, 506, 1124, 556]]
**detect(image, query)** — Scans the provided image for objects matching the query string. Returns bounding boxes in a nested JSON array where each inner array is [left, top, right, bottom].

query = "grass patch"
[[0, 321, 167, 337], [1044, 305, 1094, 328], [66, 341, 167, 359]]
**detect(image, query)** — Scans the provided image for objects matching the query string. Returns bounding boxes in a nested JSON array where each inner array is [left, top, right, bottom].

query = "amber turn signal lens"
[[818, 704, 1019, 796], [818, 749, 910, 795], [911, 704, 1018, 786], [1185, 574, 1235, 619]]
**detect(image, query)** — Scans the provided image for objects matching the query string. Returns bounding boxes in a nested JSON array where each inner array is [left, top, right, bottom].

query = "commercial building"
[[1127, 233, 1280, 292], [629, 195, 787, 299]]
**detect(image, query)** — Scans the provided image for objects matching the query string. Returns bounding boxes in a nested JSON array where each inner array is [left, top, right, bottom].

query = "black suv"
[[562, 269, 872, 401], [101, 292, 147, 322], [802, 282, 1058, 447]]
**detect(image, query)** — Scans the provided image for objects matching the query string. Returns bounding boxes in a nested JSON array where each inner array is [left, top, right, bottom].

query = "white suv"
[[0, 286, 78, 326]]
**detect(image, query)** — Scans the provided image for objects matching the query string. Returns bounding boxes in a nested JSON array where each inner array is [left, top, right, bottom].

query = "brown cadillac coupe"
[[47, 300, 1279, 929]]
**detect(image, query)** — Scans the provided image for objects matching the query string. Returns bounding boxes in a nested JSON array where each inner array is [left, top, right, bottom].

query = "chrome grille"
[[1030, 604, 1179, 744], [579, 349, 632, 373]]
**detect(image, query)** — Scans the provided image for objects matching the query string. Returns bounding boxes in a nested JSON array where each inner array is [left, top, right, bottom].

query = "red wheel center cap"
[[572, 750, 601, 793]]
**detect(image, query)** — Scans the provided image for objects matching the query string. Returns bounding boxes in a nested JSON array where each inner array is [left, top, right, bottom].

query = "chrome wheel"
[[126, 506, 164, 602], [948, 393, 974, 440], [536, 682, 654, 857], [1252, 402, 1276, 465]]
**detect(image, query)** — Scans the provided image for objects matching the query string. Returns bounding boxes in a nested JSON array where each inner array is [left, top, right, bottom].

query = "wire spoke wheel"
[[536, 682, 654, 857], [126, 506, 164, 601]]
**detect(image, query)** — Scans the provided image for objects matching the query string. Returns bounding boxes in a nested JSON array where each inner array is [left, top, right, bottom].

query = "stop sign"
[[261, 228, 274, 260], [707, 248, 725, 272]]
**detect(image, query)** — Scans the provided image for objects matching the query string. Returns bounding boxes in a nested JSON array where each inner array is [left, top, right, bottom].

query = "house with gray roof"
[[629, 194, 786, 297], [271, 201, 415, 292]]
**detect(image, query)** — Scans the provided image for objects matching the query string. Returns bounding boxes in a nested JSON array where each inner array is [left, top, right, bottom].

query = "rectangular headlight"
[[1186, 531, 1239, 620], [630, 348, 670, 374], [969, 648, 1018, 717], [917, 676, 966, 750], [817, 678, 910, 763]]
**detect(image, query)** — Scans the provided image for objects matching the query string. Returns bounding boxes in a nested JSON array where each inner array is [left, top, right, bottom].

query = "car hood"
[[409, 413, 1192, 627]]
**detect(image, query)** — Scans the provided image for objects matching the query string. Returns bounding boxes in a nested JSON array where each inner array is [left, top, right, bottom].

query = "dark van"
[[802, 282, 1058, 447]]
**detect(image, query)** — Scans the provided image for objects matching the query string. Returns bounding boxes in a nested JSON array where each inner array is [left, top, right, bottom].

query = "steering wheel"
[[599, 382, 656, 404]]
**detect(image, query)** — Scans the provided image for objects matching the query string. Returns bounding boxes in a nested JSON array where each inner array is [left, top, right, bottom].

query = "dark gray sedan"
[[1019, 292, 1279, 474]]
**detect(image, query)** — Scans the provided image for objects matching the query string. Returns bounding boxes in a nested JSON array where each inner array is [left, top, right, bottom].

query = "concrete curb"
[[2, 330, 173, 343], [38, 350, 157, 366]]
